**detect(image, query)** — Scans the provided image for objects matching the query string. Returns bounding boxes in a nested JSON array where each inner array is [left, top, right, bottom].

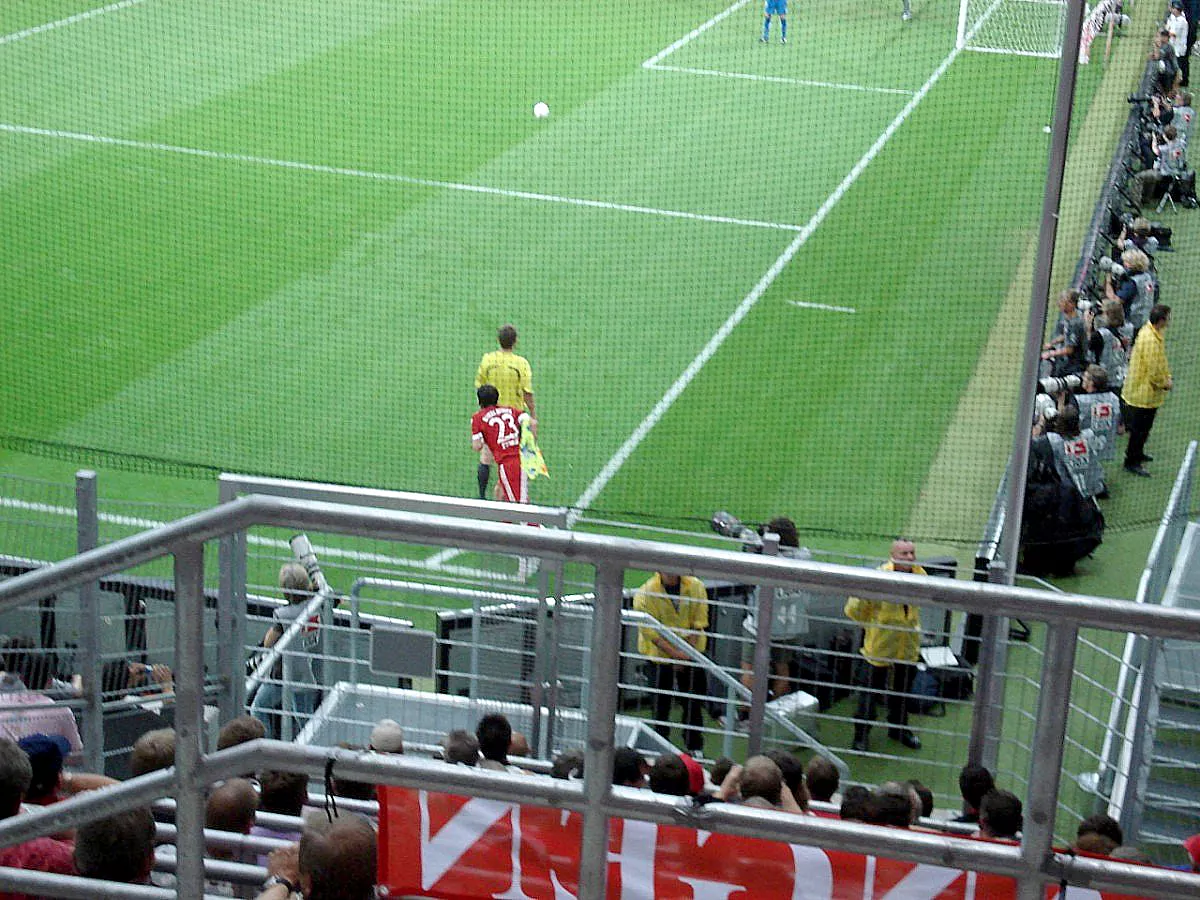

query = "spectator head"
[[1120, 248, 1149, 274], [443, 730, 479, 766], [890, 538, 917, 573], [805, 756, 840, 803], [74, 807, 156, 884], [0, 739, 32, 819], [1078, 813, 1123, 847], [765, 750, 808, 810], [657, 572, 681, 589], [206, 778, 259, 836], [300, 813, 377, 900], [763, 516, 799, 549], [709, 757, 735, 790], [907, 779, 934, 819], [476, 714, 512, 764], [258, 769, 308, 817], [1058, 289, 1079, 313], [2, 636, 48, 690], [217, 715, 266, 751], [497, 324, 518, 350], [1165, 125, 1179, 141], [369, 719, 404, 754], [1183, 833, 1200, 872], [1150, 303, 1172, 328], [839, 785, 872, 822], [1181, 91, 1194, 107], [18, 734, 69, 803], [1075, 832, 1118, 856], [130, 728, 176, 777], [551, 749, 585, 780], [1083, 365, 1109, 393], [613, 748, 645, 788], [979, 790, 1023, 840], [958, 765, 995, 814], [279, 562, 314, 605], [872, 781, 917, 827], [477, 384, 500, 408], [649, 754, 690, 796], [1101, 298, 1125, 328], [508, 732, 530, 758], [739, 756, 783, 807], [1131, 217, 1152, 235]]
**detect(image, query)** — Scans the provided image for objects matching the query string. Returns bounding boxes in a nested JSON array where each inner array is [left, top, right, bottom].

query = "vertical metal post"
[[997, 0, 1087, 586], [217, 477, 247, 719], [349, 588, 362, 687], [746, 533, 779, 757], [966, 560, 1008, 775], [75, 471, 103, 773], [1016, 622, 1079, 900], [544, 560, 566, 755], [469, 592, 482, 701], [173, 540, 207, 900], [529, 565, 551, 755], [578, 562, 623, 900]]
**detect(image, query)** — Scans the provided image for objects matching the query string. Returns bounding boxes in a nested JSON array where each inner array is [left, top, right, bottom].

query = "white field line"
[[0, 123, 802, 232], [0, 496, 521, 581], [643, 0, 755, 68], [568, 37, 975, 524], [787, 300, 857, 313], [965, 45, 1060, 59], [646, 64, 916, 96], [0, 0, 148, 46]]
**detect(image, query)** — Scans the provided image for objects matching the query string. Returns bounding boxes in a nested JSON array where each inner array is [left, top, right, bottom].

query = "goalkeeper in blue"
[[761, 0, 787, 43]]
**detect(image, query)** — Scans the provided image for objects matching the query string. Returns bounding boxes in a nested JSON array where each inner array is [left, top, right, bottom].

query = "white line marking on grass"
[[569, 39, 974, 523], [964, 46, 1060, 58], [0, 495, 522, 582], [643, 0, 755, 68], [646, 64, 916, 96], [787, 300, 857, 313], [0, 123, 802, 232], [0, 0, 148, 46]]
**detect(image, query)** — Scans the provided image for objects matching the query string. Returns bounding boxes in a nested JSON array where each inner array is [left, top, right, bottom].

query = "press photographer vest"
[[1128, 273, 1156, 330], [1047, 431, 1104, 499], [1094, 325, 1133, 389], [1074, 392, 1120, 462]]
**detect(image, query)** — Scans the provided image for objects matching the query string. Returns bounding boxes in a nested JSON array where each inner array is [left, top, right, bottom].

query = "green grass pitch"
[[0, 0, 1076, 548]]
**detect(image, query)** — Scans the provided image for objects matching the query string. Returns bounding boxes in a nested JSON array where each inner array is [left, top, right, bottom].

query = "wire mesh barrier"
[[0, 0, 1136, 552]]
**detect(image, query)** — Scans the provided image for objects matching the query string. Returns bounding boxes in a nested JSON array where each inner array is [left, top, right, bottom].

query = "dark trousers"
[[1124, 405, 1158, 467], [652, 662, 705, 753], [853, 659, 915, 736]]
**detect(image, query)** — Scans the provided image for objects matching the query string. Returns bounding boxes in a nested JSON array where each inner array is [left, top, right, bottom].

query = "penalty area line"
[[647, 64, 917, 96], [570, 36, 971, 523], [787, 300, 857, 313], [0, 123, 802, 233], [0, 0, 149, 46]]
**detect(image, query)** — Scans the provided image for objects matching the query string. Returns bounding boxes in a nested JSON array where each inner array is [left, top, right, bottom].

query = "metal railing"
[[0, 494, 1199, 899]]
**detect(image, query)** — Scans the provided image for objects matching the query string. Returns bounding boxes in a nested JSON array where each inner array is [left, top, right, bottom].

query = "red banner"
[[378, 787, 1150, 899]]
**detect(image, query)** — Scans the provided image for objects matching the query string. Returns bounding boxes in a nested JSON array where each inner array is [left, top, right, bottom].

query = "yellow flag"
[[519, 417, 549, 479]]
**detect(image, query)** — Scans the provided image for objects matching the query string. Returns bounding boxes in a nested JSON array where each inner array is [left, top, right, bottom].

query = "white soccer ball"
[[533, 101, 550, 119]]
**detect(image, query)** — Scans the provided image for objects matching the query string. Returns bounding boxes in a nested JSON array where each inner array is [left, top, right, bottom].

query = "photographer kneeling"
[[1103, 249, 1156, 331]]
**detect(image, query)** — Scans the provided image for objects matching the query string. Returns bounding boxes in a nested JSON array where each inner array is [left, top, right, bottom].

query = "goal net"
[[958, 0, 1067, 58]]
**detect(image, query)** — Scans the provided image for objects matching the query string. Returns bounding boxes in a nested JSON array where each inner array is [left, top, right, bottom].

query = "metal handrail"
[[622, 608, 850, 778], [1, 494, 1200, 899]]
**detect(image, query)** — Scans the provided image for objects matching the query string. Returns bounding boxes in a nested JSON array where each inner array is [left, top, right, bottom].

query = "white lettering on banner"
[[879, 864, 965, 899], [608, 819, 657, 900], [550, 869, 577, 900], [678, 876, 745, 899], [419, 791, 513, 889], [964, 870, 977, 900], [1048, 890, 1103, 900], [494, 804, 537, 900], [864, 856, 877, 900], [789, 844, 834, 899], [696, 830, 714, 847]]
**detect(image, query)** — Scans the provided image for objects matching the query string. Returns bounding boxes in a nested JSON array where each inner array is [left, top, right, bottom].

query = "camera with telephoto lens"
[[290, 533, 331, 594], [711, 511, 763, 552], [1098, 256, 1126, 278], [1039, 374, 1082, 395], [1034, 393, 1059, 422]]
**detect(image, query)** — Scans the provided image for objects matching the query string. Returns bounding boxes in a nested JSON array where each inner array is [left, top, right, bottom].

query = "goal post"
[[957, 0, 1068, 58]]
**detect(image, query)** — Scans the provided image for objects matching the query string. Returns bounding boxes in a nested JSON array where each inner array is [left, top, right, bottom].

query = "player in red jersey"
[[471, 385, 530, 503]]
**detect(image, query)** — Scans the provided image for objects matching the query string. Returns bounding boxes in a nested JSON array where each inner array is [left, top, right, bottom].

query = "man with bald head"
[[845, 539, 926, 753]]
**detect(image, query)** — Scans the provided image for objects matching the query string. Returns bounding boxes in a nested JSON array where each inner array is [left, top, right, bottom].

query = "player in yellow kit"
[[474, 324, 535, 499]]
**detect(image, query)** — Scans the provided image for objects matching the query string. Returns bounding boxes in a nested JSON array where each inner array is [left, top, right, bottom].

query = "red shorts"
[[496, 457, 528, 504]]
